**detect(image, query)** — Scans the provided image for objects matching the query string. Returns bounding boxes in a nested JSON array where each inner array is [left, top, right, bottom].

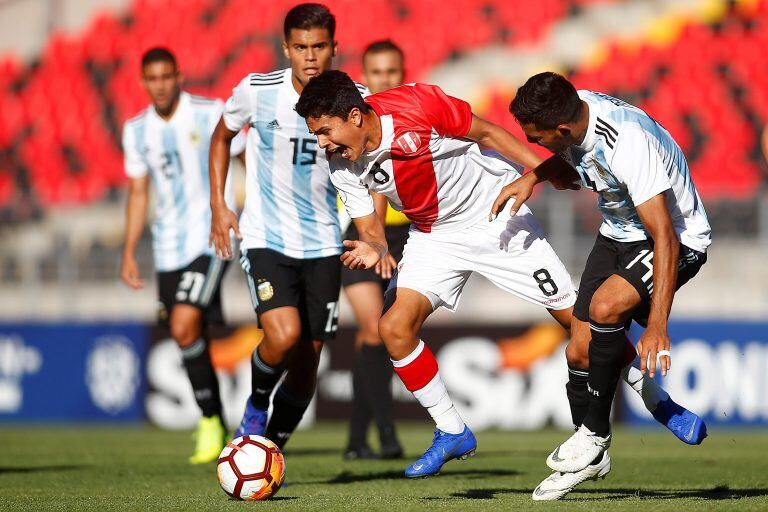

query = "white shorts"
[[388, 205, 576, 312]]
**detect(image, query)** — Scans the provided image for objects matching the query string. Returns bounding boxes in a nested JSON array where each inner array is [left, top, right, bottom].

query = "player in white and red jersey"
[[296, 70, 577, 477]]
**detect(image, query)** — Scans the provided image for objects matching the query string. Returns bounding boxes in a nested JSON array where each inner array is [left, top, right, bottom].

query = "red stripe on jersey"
[[391, 138, 439, 232], [368, 90, 439, 232], [393, 344, 439, 392]]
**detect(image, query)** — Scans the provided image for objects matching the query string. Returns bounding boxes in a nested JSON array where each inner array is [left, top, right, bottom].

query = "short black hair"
[[284, 3, 335, 40], [141, 47, 177, 70], [510, 72, 581, 129], [296, 70, 370, 119], [363, 40, 404, 61]]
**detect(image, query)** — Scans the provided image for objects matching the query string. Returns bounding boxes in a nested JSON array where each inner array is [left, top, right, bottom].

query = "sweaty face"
[[521, 123, 573, 153], [362, 51, 404, 94], [307, 111, 366, 162], [141, 61, 181, 115], [283, 28, 336, 89]]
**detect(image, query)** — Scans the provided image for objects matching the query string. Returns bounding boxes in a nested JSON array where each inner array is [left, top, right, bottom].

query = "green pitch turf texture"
[[1, 423, 766, 511]]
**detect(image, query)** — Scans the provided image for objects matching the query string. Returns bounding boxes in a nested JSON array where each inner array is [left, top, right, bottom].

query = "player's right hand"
[[210, 204, 242, 260], [340, 240, 382, 270], [120, 255, 144, 290], [489, 174, 535, 220], [375, 251, 397, 279]]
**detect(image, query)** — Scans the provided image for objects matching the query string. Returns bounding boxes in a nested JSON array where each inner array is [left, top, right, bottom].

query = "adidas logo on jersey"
[[266, 119, 281, 131]]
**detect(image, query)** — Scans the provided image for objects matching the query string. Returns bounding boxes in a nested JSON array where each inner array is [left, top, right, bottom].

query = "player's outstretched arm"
[[635, 193, 679, 378], [466, 115, 542, 170], [344, 212, 388, 271], [209, 117, 241, 259], [120, 176, 149, 289]]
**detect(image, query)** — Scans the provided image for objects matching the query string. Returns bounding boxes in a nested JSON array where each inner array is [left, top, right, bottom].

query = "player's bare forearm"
[[122, 176, 149, 257], [531, 154, 582, 190], [467, 115, 542, 170], [637, 194, 679, 329], [372, 192, 388, 230], [209, 117, 237, 207], [352, 212, 388, 258], [121, 176, 149, 289], [208, 117, 242, 258]]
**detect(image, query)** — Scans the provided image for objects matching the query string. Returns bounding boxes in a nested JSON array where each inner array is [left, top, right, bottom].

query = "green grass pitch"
[[1, 423, 767, 511]]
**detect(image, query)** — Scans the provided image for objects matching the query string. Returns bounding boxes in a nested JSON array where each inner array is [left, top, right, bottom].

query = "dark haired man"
[[361, 40, 404, 95], [209, 4, 367, 449], [342, 39, 408, 460], [121, 47, 244, 463], [296, 70, 579, 477], [494, 72, 710, 499]]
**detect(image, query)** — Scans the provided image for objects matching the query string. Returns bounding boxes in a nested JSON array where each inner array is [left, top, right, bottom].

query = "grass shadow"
[[421, 485, 768, 502], [296, 468, 522, 486], [0, 465, 90, 475]]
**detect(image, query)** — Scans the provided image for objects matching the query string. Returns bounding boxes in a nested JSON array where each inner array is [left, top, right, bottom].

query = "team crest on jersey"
[[257, 280, 274, 301], [592, 158, 609, 180], [189, 130, 201, 147], [396, 131, 422, 154]]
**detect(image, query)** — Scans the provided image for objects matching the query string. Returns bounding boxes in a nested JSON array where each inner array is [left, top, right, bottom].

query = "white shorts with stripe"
[[387, 204, 576, 312]]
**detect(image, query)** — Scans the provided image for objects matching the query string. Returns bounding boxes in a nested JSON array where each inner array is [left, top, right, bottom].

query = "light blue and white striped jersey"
[[223, 68, 367, 259], [122, 92, 244, 271], [563, 90, 712, 253]]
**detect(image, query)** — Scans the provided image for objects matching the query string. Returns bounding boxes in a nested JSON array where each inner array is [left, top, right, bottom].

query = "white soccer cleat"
[[546, 425, 611, 473], [532, 450, 612, 501]]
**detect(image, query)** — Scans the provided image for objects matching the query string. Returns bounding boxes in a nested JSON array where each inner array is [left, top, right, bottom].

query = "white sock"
[[413, 373, 465, 434], [621, 366, 669, 412]]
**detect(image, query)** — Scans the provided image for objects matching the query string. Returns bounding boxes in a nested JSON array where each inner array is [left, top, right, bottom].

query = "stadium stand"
[[0, 0, 617, 217], [0, 0, 766, 298]]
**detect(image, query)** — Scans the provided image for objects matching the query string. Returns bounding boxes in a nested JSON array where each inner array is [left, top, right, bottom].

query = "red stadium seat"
[[0, 0, 763, 209]]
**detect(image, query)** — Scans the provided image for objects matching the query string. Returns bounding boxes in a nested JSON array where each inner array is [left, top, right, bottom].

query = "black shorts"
[[341, 223, 410, 289], [239, 248, 341, 341], [157, 254, 228, 326], [573, 234, 707, 327]]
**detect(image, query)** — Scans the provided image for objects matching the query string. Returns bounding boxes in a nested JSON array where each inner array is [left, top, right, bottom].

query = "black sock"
[[250, 346, 283, 410], [582, 320, 627, 437], [566, 365, 590, 429], [348, 348, 373, 449], [360, 344, 401, 450], [265, 385, 312, 449], [180, 338, 222, 418]]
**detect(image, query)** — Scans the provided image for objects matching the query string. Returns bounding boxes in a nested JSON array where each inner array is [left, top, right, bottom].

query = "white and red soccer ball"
[[217, 435, 286, 501]]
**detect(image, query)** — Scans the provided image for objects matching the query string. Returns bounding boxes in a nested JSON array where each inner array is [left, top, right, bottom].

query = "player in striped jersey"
[[342, 40, 407, 461], [209, 4, 363, 449], [498, 72, 710, 499], [120, 48, 244, 464]]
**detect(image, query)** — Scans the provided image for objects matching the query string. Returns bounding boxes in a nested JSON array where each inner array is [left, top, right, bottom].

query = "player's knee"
[[588, 296, 624, 324], [378, 313, 415, 348], [169, 320, 201, 347], [565, 339, 589, 369], [264, 323, 301, 356], [357, 319, 382, 345]]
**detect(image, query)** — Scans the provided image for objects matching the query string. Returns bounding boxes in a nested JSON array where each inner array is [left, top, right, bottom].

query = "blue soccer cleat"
[[652, 398, 707, 445], [233, 396, 268, 438], [404, 426, 477, 478]]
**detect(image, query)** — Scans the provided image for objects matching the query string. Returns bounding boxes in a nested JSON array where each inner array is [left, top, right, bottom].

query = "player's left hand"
[[340, 240, 382, 270], [489, 174, 535, 220], [637, 325, 671, 378], [375, 252, 397, 279]]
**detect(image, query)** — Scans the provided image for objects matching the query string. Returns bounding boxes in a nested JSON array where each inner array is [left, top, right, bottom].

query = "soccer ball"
[[216, 435, 286, 501]]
